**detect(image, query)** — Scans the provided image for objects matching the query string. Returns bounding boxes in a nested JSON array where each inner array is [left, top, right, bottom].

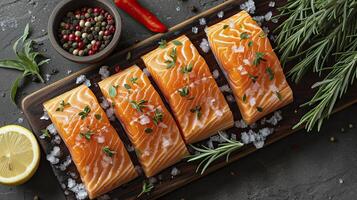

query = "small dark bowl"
[[48, 0, 121, 64]]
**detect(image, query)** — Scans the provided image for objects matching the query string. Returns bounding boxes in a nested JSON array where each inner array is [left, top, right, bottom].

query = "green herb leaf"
[[95, 114, 102, 120], [178, 86, 189, 97], [126, 51, 131, 60], [124, 83, 131, 90], [80, 130, 93, 141], [180, 63, 193, 74], [10, 76, 22, 103], [109, 85, 117, 97], [130, 100, 147, 112], [247, 73, 258, 83], [265, 67, 274, 80], [158, 39, 167, 49], [240, 32, 250, 40], [187, 131, 244, 174], [190, 105, 202, 119], [253, 52, 266, 66], [103, 146, 116, 157], [56, 100, 71, 112], [223, 24, 229, 29], [40, 129, 51, 138], [78, 105, 91, 120], [137, 181, 154, 197], [144, 128, 153, 133], [153, 108, 163, 125], [165, 48, 177, 69], [0, 60, 25, 71], [256, 106, 263, 112], [259, 32, 266, 38], [275, 91, 282, 101], [130, 77, 138, 84], [172, 40, 183, 46], [242, 94, 247, 102], [248, 41, 253, 47]]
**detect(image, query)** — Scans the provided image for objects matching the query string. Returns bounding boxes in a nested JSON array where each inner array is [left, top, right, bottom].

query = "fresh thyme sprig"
[[275, 0, 357, 131], [137, 180, 154, 197], [187, 132, 244, 174], [0, 23, 50, 103]]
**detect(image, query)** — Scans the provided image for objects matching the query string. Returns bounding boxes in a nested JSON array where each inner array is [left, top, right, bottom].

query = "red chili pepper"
[[114, 0, 168, 33]]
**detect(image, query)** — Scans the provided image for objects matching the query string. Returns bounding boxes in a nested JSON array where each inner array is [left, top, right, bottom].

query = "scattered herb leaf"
[[266, 67, 274, 80], [103, 146, 116, 157], [248, 41, 253, 47], [130, 77, 138, 84], [165, 48, 177, 69], [256, 106, 263, 112], [240, 32, 250, 40], [137, 181, 154, 197], [178, 86, 190, 97], [172, 40, 183, 46], [56, 100, 71, 112], [124, 83, 131, 90], [130, 100, 147, 112], [153, 108, 163, 125], [78, 105, 91, 120], [180, 63, 193, 74], [80, 130, 93, 141], [109, 85, 117, 97], [126, 51, 131, 60], [247, 73, 258, 83], [40, 129, 51, 138], [275, 91, 282, 101], [242, 94, 247, 102], [190, 105, 202, 119], [95, 114, 102, 120], [223, 24, 229, 29], [144, 127, 153, 133], [158, 39, 167, 49], [253, 52, 266, 66]]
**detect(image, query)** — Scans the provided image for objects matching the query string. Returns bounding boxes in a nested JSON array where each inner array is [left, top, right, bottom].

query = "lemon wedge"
[[0, 125, 40, 186]]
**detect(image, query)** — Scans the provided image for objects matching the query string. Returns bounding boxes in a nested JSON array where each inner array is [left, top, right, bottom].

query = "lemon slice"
[[0, 125, 40, 186]]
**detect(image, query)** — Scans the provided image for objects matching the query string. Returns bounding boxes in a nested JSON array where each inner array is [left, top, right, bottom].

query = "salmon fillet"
[[207, 11, 293, 124], [142, 35, 234, 143], [98, 65, 188, 177], [43, 85, 137, 199]]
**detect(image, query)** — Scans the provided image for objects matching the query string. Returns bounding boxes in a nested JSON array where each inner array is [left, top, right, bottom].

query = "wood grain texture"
[[21, 0, 357, 199]]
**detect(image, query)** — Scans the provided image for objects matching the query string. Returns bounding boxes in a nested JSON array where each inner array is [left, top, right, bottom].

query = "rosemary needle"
[[137, 180, 154, 197], [187, 132, 244, 174]]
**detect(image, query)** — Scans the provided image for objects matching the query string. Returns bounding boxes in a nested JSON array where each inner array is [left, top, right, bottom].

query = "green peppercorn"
[[81, 32, 88, 39], [69, 47, 74, 53], [87, 8, 93, 13], [75, 31, 81, 37], [72, 42, 78, 48], [84, 21, 91, 27], [98, 15, 104, 21], [87, 34, 93, 40], [94, 26, 100, 32], [101, 22, 107, 27], [87, 44, 92, 49], [63, 43, 69, 49]]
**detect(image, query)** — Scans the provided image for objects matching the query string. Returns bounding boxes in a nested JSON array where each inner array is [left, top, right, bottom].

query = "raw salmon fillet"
[[207, 11, 293, 124], [98, 65, 188, 177], [43, 85, 137, 199], [142, 35, 234, 143]]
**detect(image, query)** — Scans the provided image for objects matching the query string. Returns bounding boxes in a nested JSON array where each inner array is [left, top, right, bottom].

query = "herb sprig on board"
[[137, 181, 154, 197], [187, 132, 244, 174], [0, 23, 50, 103], [275, 0, 357, 131]]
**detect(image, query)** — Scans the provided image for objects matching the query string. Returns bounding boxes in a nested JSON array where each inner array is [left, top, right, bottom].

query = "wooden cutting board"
[[22, 0, 357, 199]]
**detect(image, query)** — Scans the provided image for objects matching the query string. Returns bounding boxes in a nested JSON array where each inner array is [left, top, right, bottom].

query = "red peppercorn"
[[75, 25, 81, 31], [75, 36, 81, 42], [104, 30, 110, 36], [109, 26, 115, 33], [64, 23, 70, 30], [95, 41, 101, 46], [107, 14, 113, 20], [62, 34, 69, 41], [88, 49, 94, 55], [114, 65, 121, 73], [92, 45, 98, 51], [93, 7, 100, 13], [78, 41, 84, 49], [68, 34, 75, 41]]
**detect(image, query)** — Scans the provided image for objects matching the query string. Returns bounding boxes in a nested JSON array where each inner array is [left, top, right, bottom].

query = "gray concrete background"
[[0, 0, 356, 199]]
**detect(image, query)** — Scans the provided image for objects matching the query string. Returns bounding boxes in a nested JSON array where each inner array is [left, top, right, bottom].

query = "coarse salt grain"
[[212, 69, 220, 79], [40, 110, 49, 120], [75, 75, 86, 84], [268, 1, 275, 7], [171, 167, 180, 176], [100, 97, 110, 109], [106, 107, 115, 121], [243, 59, 250, 65], [265, 11, 273, 21], [99, 66, 110, 80], [199, 38, 210, 53], [232, 45, 245, 53], [97, 136, 105, 144], [59, 155, 72, 171], [139, 114, 150, 125], [249, 97, 256, 106], [52, 135, 61, 144], [217, 11, 224, 18], [235, 119, 248, 128], [240, 0, 256, 14], [84, 79, 91, 87], [219, 84, 232, 93], [207, 139, 214, 149], [192, 26, 198, 34], [47, 123, 58, 135], [226, 95, 235, 102], [46, 146, 61, 165], [199, 18, 206, 25]]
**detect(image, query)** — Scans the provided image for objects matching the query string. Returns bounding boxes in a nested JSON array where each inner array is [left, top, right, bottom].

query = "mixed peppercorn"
[[58, 7, 115, 56]]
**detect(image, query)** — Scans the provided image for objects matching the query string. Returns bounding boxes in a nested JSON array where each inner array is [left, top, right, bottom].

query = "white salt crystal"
[[253, 139, 265, 149], [215, 110, 223, 117], [46, 146, 61, 164], [162, 137, 171, 148], [240, 0, 256, 14], [171, 167, 180, 176], [99, 66, 110, 80], [259, 127, 273, 137], [263, 26, 270, 34], [210, 135, 221, 142], [217, 11, 224, 18], [249, 123, 257, 129], [266, 111, 282, 125], [229, 19, 235, 28], [249, 97, 256, 106], [97, 136, 105, 144], [52, 135, 61, 144], [67, 70, 72, 74], [241, 132, 250, 144], [40, 110, 49, 120], [17, 117, 24, 124], [219, 84, 232, 93], [268, 1, 275, 7], [45, 74, 51, 82], [75, 75, 86, 84], [67, 178, 76, 189], [199, 38, 210, 53], [231, 134, 237, 141], [139, 114, 150, 125], [207, 139, 214, 149], [243, 59, 250, 65], [126, 144, 135, 152], [235, 119, 248, 128], [199, 18, 206, 25], [106, 107, 115, 121], [175, 6, 181, 12], [226, 95, 235, 102], [212, 69, 220, 79], [47, 123, 58, 135], [192, 26, 198, 34], [219, 131, 229, 143], [84, 79, 91, 87], [232, 45, 245, 53], [271, 18, 278, 23], [143, 68, 151, 77], [265, 11, 273, 21], [59, 155, 72, 171], [100, 98, 110, 109]]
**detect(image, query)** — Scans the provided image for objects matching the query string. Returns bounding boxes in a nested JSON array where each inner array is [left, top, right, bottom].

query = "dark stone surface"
[[0, 0, 356, 199]]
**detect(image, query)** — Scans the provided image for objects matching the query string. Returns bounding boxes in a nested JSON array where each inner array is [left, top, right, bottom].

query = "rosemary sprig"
[[275, 0, 357, 131], [137, 181, 154, 197], [187, 132, 244, 174], [0, 23, 49, 103]]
